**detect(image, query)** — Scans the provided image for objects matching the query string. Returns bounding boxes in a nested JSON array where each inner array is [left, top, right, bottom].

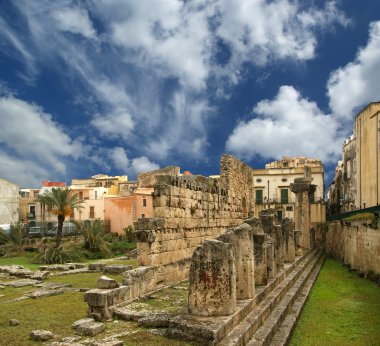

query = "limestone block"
[[29, 289, 64, 299], [31, 271, 50, 281], [97, 276, 120, 289], [104, 265, 132, 274], [73, 318, 105, 336], [88, 263, 105, 271], [188, 239, 236, 316], [30, 330, 54, 341]]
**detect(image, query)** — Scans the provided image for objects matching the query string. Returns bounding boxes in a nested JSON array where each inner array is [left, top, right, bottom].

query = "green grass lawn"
[[290, 257, 380, 346], [0, 255, 41, 270], [0, 290, 87, 345]]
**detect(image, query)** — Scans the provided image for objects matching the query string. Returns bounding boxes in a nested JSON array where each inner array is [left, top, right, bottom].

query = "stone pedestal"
[[188, 239, 236, 316], [290, 178, 316, 250]]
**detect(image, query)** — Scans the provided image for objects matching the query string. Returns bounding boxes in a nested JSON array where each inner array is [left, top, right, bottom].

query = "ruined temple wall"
[[325, 221, 380, 274], [220, 154, 255, 220], [137, 174, 244, 266]]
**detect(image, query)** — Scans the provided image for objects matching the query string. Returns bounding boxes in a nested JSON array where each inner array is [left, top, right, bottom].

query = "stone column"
[[218, 223, 255, 299], [282, 218, 295, 262], [244, 217, 267, 286], [188, 239, 236, 316], [290, 178, 316, 251], [259, 209, 277, 279]]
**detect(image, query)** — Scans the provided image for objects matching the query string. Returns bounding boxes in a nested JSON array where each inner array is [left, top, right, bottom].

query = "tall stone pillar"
[[290, 177, 316, 251], [245, 217, 267, 285], [282, 217, 295, 262], [218, 223, 255, 300], [188, 239, 236, 316]]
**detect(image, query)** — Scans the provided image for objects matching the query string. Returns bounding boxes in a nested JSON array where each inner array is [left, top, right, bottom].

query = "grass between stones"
[[290, 257, 380, 346], [0, 290, 87, 345]]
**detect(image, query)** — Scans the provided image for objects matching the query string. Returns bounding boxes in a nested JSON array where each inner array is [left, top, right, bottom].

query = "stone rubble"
[[72, 318, 105, 337], [30, 329, 54, 341]]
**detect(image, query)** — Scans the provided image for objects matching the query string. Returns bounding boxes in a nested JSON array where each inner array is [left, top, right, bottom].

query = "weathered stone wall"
[[137, 166, 180, 188], [325, 221, 380, 274], [136, 166, 253, 266], [85, 259, 190, 321], [220, 154, 255, 220]]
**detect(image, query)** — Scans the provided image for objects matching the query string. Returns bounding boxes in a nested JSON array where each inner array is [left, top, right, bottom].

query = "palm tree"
[[73, 219, 111, 257], [37, 188, 83, 248]]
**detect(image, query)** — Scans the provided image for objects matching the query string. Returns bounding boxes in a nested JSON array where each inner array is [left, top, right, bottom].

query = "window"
[[89, 206, 95, 219], [70, 208, 74, 218], [281, 178, 287, 182], [256, 190, 263, 204], [256, 178, 262, 183], [29, 205, 36, 219], [280, 189, 288, 204], [143, 198, 147, 207], [141, 214, 145, 219], [34, 191, 39, 198], [79, 192, 83, 200], [286, 206, 293, 211]]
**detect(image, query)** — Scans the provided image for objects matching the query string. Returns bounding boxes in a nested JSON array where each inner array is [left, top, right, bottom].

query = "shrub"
[[74, 219, 111, 258], [0, 222, 27, 257], [32, 245, 84, 264], [123, 225, 136, 243]]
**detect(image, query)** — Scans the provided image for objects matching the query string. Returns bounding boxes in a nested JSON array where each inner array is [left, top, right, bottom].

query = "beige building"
[[252, 157, 325, 224], [70, 174, 129, 221], [329, 102, 380, 213], [0, 178, 20, 224]]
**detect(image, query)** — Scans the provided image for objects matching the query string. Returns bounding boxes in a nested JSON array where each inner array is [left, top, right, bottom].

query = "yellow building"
[[329, 102, 380, 213], [252, 157, 326, 224]]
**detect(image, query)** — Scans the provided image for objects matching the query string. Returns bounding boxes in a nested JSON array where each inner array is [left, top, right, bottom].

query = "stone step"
[[167, 250, 317, 344], [218, 250, 323, 346], [268, 254, 325, 346], [246, 252, 324, 346]]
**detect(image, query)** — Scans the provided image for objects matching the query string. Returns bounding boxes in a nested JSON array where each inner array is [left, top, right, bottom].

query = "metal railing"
[[327, 205, 380, 222]]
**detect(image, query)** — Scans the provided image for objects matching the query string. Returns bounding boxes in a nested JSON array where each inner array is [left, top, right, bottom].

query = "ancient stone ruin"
[[85, 154, 323, 345]]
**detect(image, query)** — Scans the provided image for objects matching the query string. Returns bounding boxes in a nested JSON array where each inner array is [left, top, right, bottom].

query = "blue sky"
[[0, 0, 379, 188]]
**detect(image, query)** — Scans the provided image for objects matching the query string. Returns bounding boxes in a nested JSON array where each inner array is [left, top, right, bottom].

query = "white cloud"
[[0, 151, 49, 188], [226, 86, 344, 163], [0, 0, 349, 172], [328, 21, 380, 120], [109, 147, 159, 176], [0, 95, 84, 184], [131, 156, 159, 174], [52, 6, 96, 39], [91, 111, 135, 140], [110, 147, 130, 171]]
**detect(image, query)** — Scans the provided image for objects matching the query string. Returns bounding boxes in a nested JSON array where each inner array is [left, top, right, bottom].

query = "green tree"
[[37, 188, 83, 248]]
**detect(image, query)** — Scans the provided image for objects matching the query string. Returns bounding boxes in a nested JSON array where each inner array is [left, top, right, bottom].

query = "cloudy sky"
[[0, 0, 379, 188]]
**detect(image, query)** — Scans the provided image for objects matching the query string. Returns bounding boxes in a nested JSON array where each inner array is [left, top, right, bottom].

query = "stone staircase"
[[218, 249, 325, 346], [167, 249, 324, 345]]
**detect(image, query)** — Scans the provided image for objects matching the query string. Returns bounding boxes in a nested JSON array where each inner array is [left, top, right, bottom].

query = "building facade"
[[329, 102, 380, 213], [252, 157, 325, 224], [0, 178, 19, 224]]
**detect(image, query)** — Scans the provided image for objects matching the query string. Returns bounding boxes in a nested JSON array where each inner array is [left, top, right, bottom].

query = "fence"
[[26, 219, 111, 238], [327, 205, 380, 222]]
